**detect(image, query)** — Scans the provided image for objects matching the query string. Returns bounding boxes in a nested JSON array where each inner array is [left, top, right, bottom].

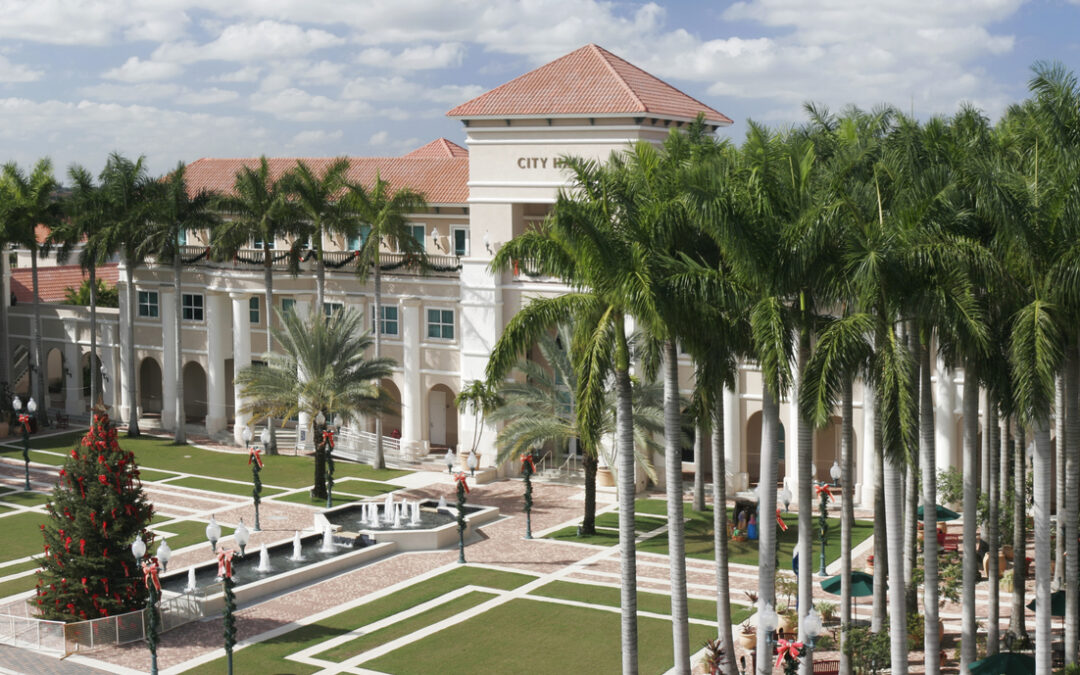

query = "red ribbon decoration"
[[17, 413, 30, 432], [776, 508, 788, 532], [248, 446, 263, 468], [775, 638, 805, 669], [454, 472, 470, 494], [520, 453, 535, 473], [79, 539, 85, 556], [142, 558, 161, 592], [322, 429, 335, 449], [217, 549, 235, 579], [815, 483, 835, 502]]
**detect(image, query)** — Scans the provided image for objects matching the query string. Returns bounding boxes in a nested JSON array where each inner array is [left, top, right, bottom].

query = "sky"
[[0, 0, 1078, 178]]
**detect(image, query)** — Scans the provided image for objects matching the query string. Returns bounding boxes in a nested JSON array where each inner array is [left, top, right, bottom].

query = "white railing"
[[333, 426, 403, 464]]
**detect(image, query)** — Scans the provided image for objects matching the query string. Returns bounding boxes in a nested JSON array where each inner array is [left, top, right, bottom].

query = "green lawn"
[[183, 566, 536, 675], [138, 468, 179, 482], [165, 476, 287, 498], [151, 519, 215, 552], [365, 598, 715, 675], [0, 558, 43, 577], [0, 491, 50, 507], [0, 573, 38, 599], [0, 512, 49, 563], [593, 511, 667, 533], [545, 526, 621, 546], [529, 580, 754, 624], [317, 590, 497, 662]]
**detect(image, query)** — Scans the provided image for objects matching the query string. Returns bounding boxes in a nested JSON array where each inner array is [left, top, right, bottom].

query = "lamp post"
[[830, 461, 841, 487], [206, 515, 221, 552], [215, 543, 237, 675], [759, 602, 779, 672], [247, 427, 263, 531], [156, 539, 172, 572], [521, 452, 535, 540], [444, 448, 456, 474], [131, 534, 159, 675], [234, 520, 250, 557], [800, 607, 823, 675], [12, 396, 34, 490], [816, 482, 833, 576], [453, 472, 469, 564]]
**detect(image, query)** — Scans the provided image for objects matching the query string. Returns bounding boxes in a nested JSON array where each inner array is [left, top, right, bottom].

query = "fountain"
[[291, 531, 304, 562], [410, 500, 421, 526], [257, 543, 272, 573], [320, 526, 336, 553], [392, 505, 403, 529], [437, 495, 447, 510], [186, 568, 197, 592]]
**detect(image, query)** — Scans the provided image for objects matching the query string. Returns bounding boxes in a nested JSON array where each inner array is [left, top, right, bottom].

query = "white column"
[[724, 369, 743, 492], [935, 354, 956, 473], [231, 292, 252, 445], [458, 258, 502, 469], [860, 377, 876, 506], [160, 290, 176, 431], [101, 324, 121, 414], [400, 297, 425, 459], [62, 320, 81, 416], [205, 292, 228, 434], [786, 364, 801, 497], [117, 273, 132, 424]]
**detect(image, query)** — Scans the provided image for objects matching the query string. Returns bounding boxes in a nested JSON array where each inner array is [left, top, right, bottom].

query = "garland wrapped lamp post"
[[454, 472, 469, 563], [322, 417, 336, 509], [217, 548, 237, 675], [12, 395, 35, 490], [521, 452, 535, 539], [775, 636, 807, 675], [815, 482, 834, 576], [246, 428, 264, 532], [131, 535, 160, 675]]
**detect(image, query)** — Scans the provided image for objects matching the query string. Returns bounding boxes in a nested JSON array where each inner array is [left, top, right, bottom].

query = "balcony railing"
[[176, 247, 461, 276]]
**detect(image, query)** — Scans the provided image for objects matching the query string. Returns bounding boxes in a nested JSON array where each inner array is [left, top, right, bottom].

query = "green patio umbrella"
[[917, 504, 961, 522], [1027, 589, 1066, 616], [967, 651, 1035, 675], [820, 570, 877, 597]]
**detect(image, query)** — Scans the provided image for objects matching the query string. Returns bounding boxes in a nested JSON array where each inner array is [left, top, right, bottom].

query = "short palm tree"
[[0, 159, 61, 423], [346, 174, 427, 470], [213, 157, 303, 454], [454, 379, 500, 459], [236, 307, 395, 498], [147, 163, 221, 443]]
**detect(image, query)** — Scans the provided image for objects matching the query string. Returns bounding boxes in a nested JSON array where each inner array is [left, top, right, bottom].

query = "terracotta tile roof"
[[184, 149, 468, 205], [10, 263, 119, 304], [403, 138, 468, 158], [447, 43, 732, 125]]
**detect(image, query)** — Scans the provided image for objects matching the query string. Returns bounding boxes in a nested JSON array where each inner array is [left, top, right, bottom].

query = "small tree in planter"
[[35, 412, 155, 619]]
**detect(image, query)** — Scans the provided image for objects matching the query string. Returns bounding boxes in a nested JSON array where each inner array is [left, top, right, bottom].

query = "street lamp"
[[212, 539, 238, 675], [802, 607, 823, 648], [247, 427, 263, 531], [830, 461, 841, 487], [467, 449, 477, 477], [156, 539, 172, 573], [131, 534, 159, 675], [12, 396, 33, 490], [444, 448, 456, 474], [206, 515, 221, 552], [759, 601, 779, 666], [779, 482, 792, 513], [234, 520, 250, 557], [816, 481, 832, 576]]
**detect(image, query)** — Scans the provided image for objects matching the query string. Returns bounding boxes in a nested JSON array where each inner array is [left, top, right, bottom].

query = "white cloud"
[[356, 42, 465, 70], [79, 82, 237, 106], [249, 87, 374, 122], [153, 20, 345, 64], [102, 56, 182, 83], [368, 130, 390, 145], [258, 60, 347, 92], [211, 66, 262, 83], [175, 87, 239, 105], [0, 55, 42, 83], [289, 129, 344, 148], [342, 75, 483, 105]]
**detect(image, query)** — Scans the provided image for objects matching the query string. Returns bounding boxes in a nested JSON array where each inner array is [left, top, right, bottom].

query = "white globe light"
[[235, 520, 250, 553], [830, 461, 841, 482], [27, 398, 37, 414], [157, 539, 172, 569], [206, 516, 221, 548], [315, 410, 326, 426], [803, 608, 823, 639], [11, 397, 20, 411], [131, 534, 146, 560], [760, 602, 779, 633], [260, 427, 271, 445], [242, 427, 252, 443], [445, 448, 455, 467]]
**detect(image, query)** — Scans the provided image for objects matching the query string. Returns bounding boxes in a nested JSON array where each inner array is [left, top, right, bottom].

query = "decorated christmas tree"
[[34, 412, 155, 620]]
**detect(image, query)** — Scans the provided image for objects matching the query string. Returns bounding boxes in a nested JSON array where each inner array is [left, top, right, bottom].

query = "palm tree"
[[236, 307, 395, 498], [147, 163, 221, 443], [213, 157, 303, 454], [0, 159, 61, 426], [52, 165, 111, 413], [96, 153, 155, 436], [283, 159, 354, 314], [346, 174, 427, 470], [454, 379, 500, 458], [487, 155, 646, 674]]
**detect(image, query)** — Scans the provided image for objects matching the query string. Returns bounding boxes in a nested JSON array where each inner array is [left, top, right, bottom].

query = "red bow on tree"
[[217, 549, 235, 579], [520, 453, 535, 472], [142, 558, 161, 592], [776, 509, 788, 532], [248, 447, 263, 468], [775, 638, 805, 669], [17, 414, 30, 432], [453, 472, 470, 494], [322, 429, 335, 449], [815, 483, 835, 502]]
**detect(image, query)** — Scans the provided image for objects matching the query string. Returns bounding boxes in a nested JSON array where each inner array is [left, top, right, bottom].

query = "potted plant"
[[777, 603, 797, 634], [815, 601, 838, 625], [1001, 569, 1014, 593], [737, 622, 757, 650]]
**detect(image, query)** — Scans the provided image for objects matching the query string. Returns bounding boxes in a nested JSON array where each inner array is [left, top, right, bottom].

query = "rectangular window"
[[323, 302, 344, 318], [137, 290, 159, 318], [347, 225, 371, 251], [178, 230, 188, 247], [426, 308, 454, 340], [452, 227, 468, 257], [410, 225, 425, 247], [249, 296, 259, 324], [181, 293, 204, 321], [281, 298, 296, 315], [252, 237, 275, 250], [372, 305, 398, 336]]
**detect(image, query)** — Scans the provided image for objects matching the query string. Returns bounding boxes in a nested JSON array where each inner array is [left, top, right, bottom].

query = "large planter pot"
[[737, 632, 756, 650], [778, 614, 795, 635], [1002, 545, 1014, 561], [597, 467, 614, 488]]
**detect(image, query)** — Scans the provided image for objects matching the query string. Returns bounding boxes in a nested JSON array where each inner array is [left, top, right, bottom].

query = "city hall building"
[[1, 45, 982, 504]]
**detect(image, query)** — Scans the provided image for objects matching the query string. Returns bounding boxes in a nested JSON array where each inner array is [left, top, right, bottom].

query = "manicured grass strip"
[[274, 485, 397, 506], [530, 580, 748, 623], [184, 566, 536, 675], [634, 498, 671, 516], [166, 476, 286, 498], [27, 451, 66, 467], [138, 468, 177, 482], [151, 519, 214, 551], [318, 590, 496, 662], [0, 512, 49, 563], [366, 597, 714, 675], [0, 573, 38, 599], [544, 526, 620, 546], [1, 430, 84, 451], [0, 559, 42, 577], [0, 491, 50, 507], [593, 511, 666, 532]]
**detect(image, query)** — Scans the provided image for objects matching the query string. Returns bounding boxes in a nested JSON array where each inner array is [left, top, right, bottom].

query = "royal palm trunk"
[[173, 246, 185, 443], [987, 402, 1000, 655], [1056, 375, 1066, 591], [884, 447, 908, 672], [756, 386, 780, 675], [711, 399, 736, 675], [961, 366, 978, 669], [871, 395, 886, 633], [693, 423, 705, 512], [920, 339, 939, 673], [796, 333, 814, 675], [1010, 422, 1026, 638], [839, 377, 854, 675], [1064, 351, 1078, 663], [663, 341, 690, 674], [614, 322, 638, 675], [373, 248, 385, 470], [1034, 422, 1052, 673], [263, 241, 277, 455]]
